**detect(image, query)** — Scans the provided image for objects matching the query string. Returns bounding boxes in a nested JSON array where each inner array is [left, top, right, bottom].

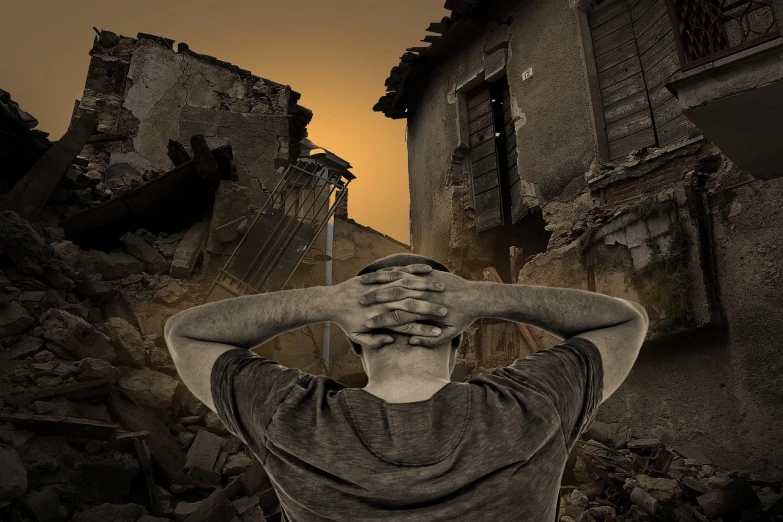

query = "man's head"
[[347, 253, 463, 357]]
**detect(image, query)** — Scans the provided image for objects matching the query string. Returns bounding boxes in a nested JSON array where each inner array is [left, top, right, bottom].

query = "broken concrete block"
[[0, 211, 76, 288], [207, 181, 251, 254], [205, 411, 230, 434], [184, 429, 225, 471], [1, 111, 97, 220], [0, 301, 34, 337], [74, 279, 117, 303], [153, 281, 188, 306], [9, 337, 45, 359], [120, 232, 169, 274], [105, 317, 146, 367], [22, 488, 67, 522], [74, 503, 147, 522], [118, 367, 178, 409], [173, 500, 204, 521], [240, 505, 267, 522], [223, 453, 254, 476], [77, 358, 121, 384], [41, 308, 115, 361], [170, 220, 209, 278], [0, 447, 28, 499]]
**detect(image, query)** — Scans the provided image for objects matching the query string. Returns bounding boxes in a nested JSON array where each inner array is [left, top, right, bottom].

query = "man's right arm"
[[470, 282, 648, 402]]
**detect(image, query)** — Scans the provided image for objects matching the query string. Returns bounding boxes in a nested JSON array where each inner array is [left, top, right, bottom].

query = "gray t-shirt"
[[211, 336, 603, 522]]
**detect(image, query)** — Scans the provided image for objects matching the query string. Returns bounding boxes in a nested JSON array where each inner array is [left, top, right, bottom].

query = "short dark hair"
[[347, 253, 462, 355]]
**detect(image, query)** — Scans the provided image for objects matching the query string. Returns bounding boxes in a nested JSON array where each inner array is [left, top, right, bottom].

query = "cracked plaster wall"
[[110, 39, 289, 179], [406, 0, 596, 269]]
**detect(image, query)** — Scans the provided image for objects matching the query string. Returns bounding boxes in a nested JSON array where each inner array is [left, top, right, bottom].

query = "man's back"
[[211, 337, 604, 522]]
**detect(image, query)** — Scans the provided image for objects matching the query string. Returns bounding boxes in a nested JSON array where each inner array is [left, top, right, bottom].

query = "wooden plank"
[[132, 438, 163, 517], [471, 153, 498, 177], [652, 95, 684, 128], [590, 0, 629, 28], [601, 72, 647, 107], [468, 99, 492, 123], [596, 39, 640, 73], [636, 9, 672, 54], [591, 9, 632, 41], [475, 205, 503, 232], [466, 86, 490, 109], [607, 109, 654, 141], [109, 391, 188, 485], [34, 379, 111, 401], [598, 55, 642, 90], [468, 124, 495, 148], [609, 127, 657, 159], [643, 49, 680, 91], [470, 139, 496, 163], [593, 24, 635, 57], [505, 132, 516, 154], [0, 412, 119, 438], [604, 90, 651, 124], [657, 114, 690, 145], [648, 82, 673, 108], [474, 188, 503, 232], [630, 0, 659, 22], [468, 111, 493, 135], [639, 31, 676, 70], [473, 170, 500, 195], [632, 0, 669, 37]]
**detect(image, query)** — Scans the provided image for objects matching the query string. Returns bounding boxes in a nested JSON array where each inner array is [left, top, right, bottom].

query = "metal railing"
[[666, 0, 780, 70], [203, 159, 353, 303]]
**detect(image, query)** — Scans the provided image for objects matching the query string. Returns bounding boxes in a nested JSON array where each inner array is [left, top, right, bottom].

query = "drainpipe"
[[321, 197, 335, 375]]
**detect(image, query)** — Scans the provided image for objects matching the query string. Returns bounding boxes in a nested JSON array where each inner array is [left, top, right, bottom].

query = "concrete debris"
[[76, 357, 121, 384], [118, 367, 178, 409], [41, 308, 115, 361], [74, 502, 147, 522], [560, 437, 781, 521], [120, 231, 170, 275], [0, 447, 28, 500], [105, 317, 147, 367]]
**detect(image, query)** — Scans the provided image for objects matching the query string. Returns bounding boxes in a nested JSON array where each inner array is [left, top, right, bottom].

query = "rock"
[[0, 447, 28, 499], [74, 503, 147, 522], [633, 475, 680, 502], [41, 308, 115, 361], [77, 358, 121, 384], [33, 399, 111, 422], [178, 431, 196, 449], [60, 302, 89, 320], [153, 281, 188, 306], [241, 506, 267, 522], [173, 500, 204, 521], [0, 301, 34, 337], [138, 516, 170, 522], [562, 489, 589, 521], [179, 416, 201, 425], [9, 337, 45, 359], [105, 172, 143, 196], [0, 211, 76, 289], [34, 349, 55, 363], [170, 220, 209, 278], [22, 488, 68, 522], [74, 279, 117, 303], [150, 346, 172, 367], [105, 317, 146, 367], [120, 232, 169, 275], [205, 411, 229, 434], [53, 241, 144, 280], [118, 367, 178, 409], [223, 453, 254, 475]]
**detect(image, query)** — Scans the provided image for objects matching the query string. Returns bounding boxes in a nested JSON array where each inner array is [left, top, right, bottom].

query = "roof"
[[373, 0, 494, 119], [300, 138, 353, 171]]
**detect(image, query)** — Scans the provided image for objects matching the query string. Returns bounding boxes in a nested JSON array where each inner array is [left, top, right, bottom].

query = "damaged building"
[[374, 0, 783, 518], [0, 29, 410, 521]]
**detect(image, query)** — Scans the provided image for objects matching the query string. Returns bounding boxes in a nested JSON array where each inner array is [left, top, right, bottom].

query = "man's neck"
[[360, 345, 453, 403]]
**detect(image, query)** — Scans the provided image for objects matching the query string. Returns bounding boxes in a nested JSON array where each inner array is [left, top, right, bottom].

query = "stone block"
[[120, 232, 169, 274], [41, 308, 115, 361], [118, 367, 178, 409]]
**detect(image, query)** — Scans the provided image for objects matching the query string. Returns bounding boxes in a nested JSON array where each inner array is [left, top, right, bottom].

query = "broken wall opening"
[[491, 208, 552, 283]]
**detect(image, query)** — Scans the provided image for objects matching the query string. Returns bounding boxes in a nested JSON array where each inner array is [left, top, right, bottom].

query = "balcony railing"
[[666, 0, 781, 70]]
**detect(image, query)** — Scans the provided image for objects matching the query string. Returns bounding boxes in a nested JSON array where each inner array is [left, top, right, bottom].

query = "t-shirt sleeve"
[[210, 348, 313, 448], [491, 336, 604, 451]]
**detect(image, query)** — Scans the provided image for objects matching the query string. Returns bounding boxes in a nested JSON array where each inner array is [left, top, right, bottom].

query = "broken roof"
[[373, 0, 494, 119]]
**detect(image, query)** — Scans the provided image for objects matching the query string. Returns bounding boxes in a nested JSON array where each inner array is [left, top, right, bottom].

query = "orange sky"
[[1, 0, 447, 244]]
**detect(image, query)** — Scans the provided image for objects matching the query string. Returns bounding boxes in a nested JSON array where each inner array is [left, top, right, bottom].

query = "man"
[[164, 252, 648, 521]]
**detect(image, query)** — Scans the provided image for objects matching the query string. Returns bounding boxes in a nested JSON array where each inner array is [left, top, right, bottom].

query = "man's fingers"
[[365, 310, 442, 337], [360, 264, 433, 284], [352, 332, 395, 350], [408, 327, 458, 347], [359, 285, 445, 306], [387, 298, 447, 316]]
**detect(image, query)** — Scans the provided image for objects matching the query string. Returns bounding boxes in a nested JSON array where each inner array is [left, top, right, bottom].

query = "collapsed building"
[[0, 29, 409, 521], [374, 0, 783, 519]]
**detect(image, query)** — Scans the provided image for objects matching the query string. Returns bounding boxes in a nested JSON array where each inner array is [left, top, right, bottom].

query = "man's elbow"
[[163, 314, 183, 355]]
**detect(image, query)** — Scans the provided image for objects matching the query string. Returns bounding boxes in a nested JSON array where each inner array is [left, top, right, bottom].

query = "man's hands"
[[358, 266, 481, 347], [330, 264, 449, 349]]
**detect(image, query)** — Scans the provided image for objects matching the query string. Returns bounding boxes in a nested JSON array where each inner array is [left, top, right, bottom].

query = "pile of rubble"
[[0, 206, 283, 522], [560, 422, 783, 521]]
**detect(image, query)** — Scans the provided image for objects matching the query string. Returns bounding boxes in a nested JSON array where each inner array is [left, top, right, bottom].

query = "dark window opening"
[[106, 68, 114, 78]]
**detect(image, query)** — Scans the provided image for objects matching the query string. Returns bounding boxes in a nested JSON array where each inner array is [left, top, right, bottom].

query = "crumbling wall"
[[406, 0, 596, 270]]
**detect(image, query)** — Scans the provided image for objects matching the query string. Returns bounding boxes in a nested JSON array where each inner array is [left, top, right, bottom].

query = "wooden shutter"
[[590, 0, 657, 160], [499, 83, 528, 225], [467, 84, 503, 232], [631, 0, 689, 146]]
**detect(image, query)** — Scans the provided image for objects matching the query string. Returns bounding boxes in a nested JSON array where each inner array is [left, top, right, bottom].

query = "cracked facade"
[[375, 0, 783, 474]]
